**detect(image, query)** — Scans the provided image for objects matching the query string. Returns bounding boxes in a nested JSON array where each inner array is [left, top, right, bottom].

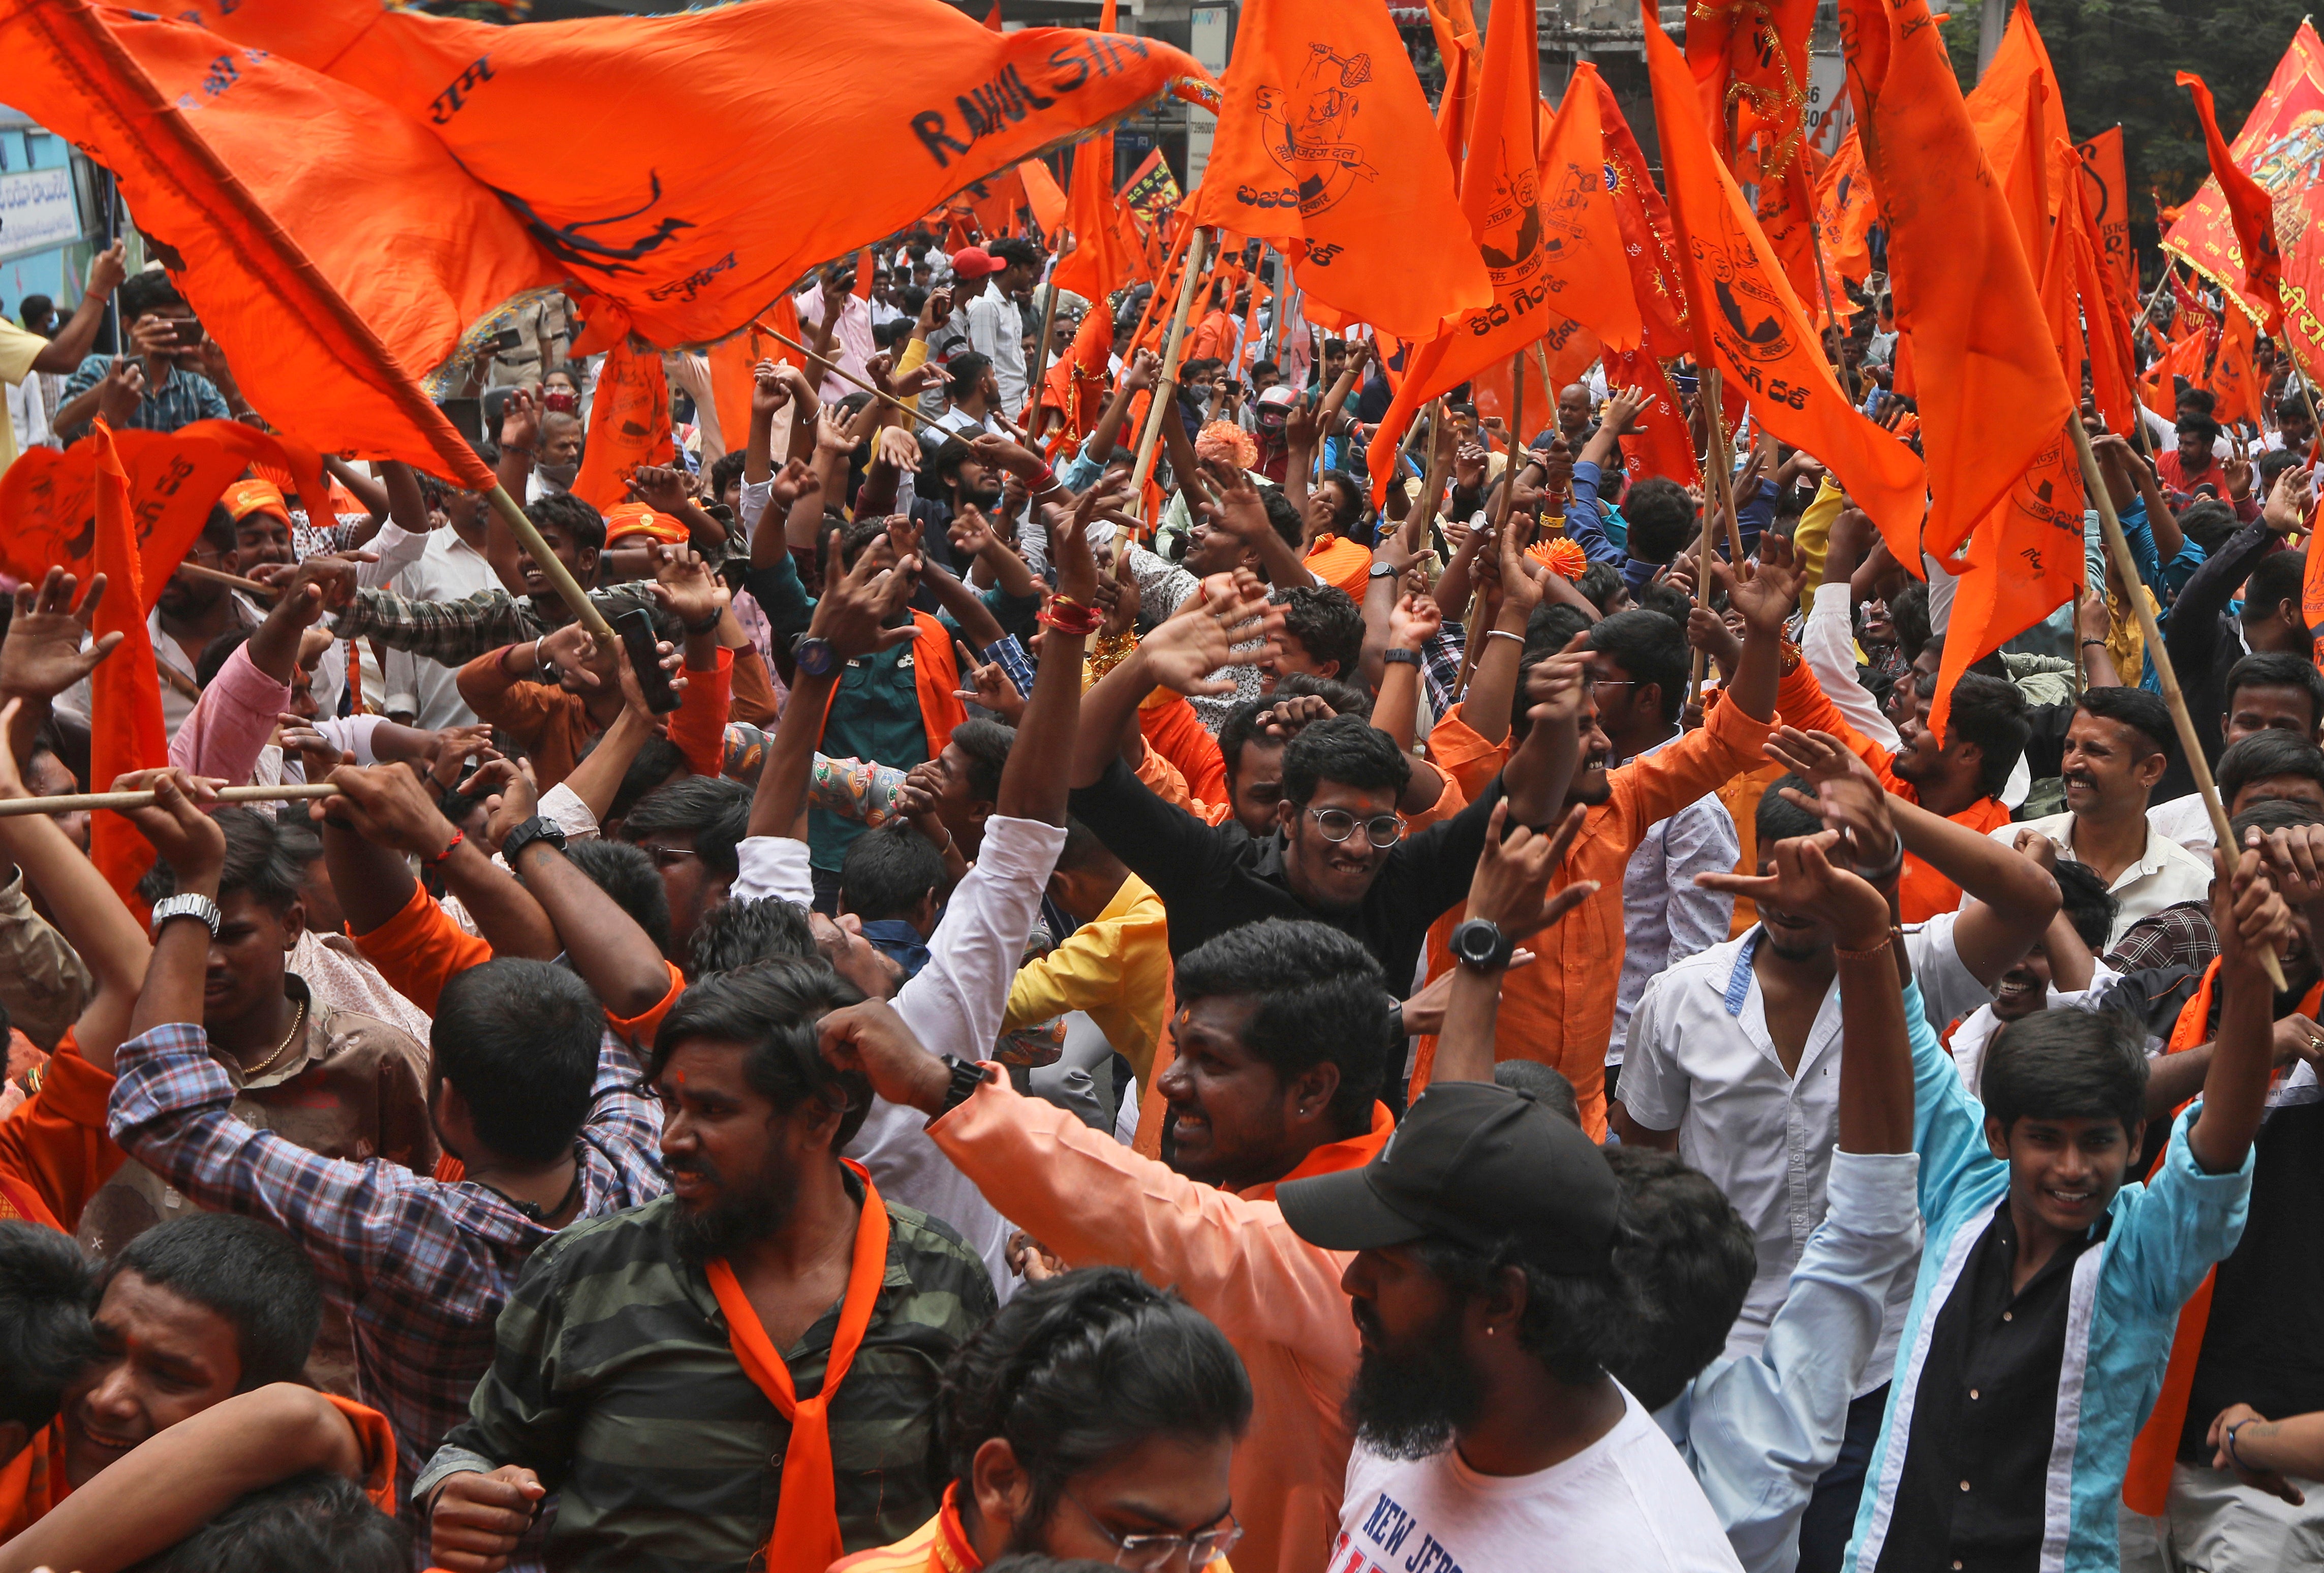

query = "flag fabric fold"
[[1840, 0, 2070, 564], [572, 340, 676, 511], [1190, 0, 1492, 341], [86, 420, 170, 906], [1644, 1, 1924, 553], [2178, 69, 2287, 337]]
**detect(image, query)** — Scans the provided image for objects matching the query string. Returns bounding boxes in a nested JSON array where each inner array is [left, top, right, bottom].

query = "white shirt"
[[2146, 791, 2219, 858], [1337, 1387, 1743, 1573], [963, 288, 1029, 415], [1946, 960, 2126, 1099], [371, 523, 497, 729], [1988, 810, 2214, 947], [731, 817, 1068, 1298], [1610, 733, 1741, 1066], [932, 404, 1005, 441], [1619, 918, 1992, 1391]]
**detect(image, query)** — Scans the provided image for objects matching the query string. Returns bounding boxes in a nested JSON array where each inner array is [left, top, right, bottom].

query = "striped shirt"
[[58, 353, 229, 438], [420, 1182, 997, 1570]]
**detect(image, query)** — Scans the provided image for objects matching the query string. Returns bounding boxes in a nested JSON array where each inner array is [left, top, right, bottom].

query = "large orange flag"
[[1814, 126, 1878, 290], [123, 0, 1215, 351], [1643, 4, 1924, 549], [1687, 0, 1820, 304], [2179, 70, 2287, 338], [573, 342, 676, 512], [1189, 0, 1491, 341], [5, 1, 528, 486], [1591, 75, 1691, 361], [1051, 137, 1133, 303], [1362, 38, 1643, 501], [85, 421, 169, 905], [1841, 0, 2069, 563], [2076, 128, 2136, 302], [1424, 0, 1483, 164], [1964, 5, 2071, 218]]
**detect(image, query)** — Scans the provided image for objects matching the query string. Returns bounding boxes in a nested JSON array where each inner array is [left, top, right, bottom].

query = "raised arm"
[[1429, 803, 1594, 1083], [322, 762, 561, 964], [1069, 570, 1282, 789], [2189, 840, 2297, 1173]]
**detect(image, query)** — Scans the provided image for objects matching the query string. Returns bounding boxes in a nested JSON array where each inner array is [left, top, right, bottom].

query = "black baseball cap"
[[1277, 1082, 1619, 1273]]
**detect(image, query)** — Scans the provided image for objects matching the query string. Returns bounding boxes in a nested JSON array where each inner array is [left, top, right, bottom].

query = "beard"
[[1346, 1299, 1486, 1460], [668, 1153, 798, 1266], [962, 481, 1004, 510]]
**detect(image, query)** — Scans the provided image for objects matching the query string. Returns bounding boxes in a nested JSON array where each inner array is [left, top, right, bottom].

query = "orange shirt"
[[0, 1035, 121, 1234], [929, 1075, 1387, 1573], [831, 1484, 1235, 1573], [1412, 694, 1774, 1137], [1141, 690, 1230, 810], [1303, 534, 1372, 598], [0, 1423, 66, 1544], [1771, 662, 2013, 919], [348, 881, 493, 1019]]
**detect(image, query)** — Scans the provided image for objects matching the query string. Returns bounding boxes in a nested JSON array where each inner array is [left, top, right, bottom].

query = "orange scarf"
[[909, 610, 968, 765], [706, 1167, 893, 1571], [2123, 962, 2323, 1512]]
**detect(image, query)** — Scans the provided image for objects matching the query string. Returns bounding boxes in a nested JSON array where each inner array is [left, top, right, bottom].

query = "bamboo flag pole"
[[2067, 412, 2288, 990], [177, 562, 273, 597], [483, 485, 615, 642], [1022, 233, 1068, 441], [1687, 367, 1745, 703], [754, 322, 954, 441], [1126, 226, 1213, 523], [0, 782, 342, 819]]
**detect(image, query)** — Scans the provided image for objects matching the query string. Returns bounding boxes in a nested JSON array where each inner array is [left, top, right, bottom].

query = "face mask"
[[536, 459, 581, 488]]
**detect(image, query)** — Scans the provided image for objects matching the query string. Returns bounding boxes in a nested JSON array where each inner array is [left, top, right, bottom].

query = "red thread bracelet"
[[424, 829, 465, 868]]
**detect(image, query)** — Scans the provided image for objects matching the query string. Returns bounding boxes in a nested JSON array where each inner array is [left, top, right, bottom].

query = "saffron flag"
[[1363, 38, 1643, 502], [1423, 0, 1483, 164], [2164, 23, 2324, 376], [1686, 0, 1820, 304], [965, 165, 1027, 240], [1604, 347, 1700, 488], [6, 0, 529, 487], [86, 420, 169, 905], [2179, 70, 2288, 337], [1841, 0, 2069, 563], [705, 322, 768, 472], [0, 421, 319, 596], [1644, 3, 1924, 551], [1051, 136, 1133, 303], [1190, 0, 1492, 341], [2143, 326, 2211, 410], [2055, 147, 2141, 438], [1814, 125, 1877, 292], [1963, 4, 2071, 225], [2210, 303, 2263, 426], [2077, 127, 2135, 302], [573, 341, 676, 512], [128, 0, 1217, 350], [1590, 74, 1691, 360], [1021, 158, 1069, 239], [1038, 297, 1114, 448]]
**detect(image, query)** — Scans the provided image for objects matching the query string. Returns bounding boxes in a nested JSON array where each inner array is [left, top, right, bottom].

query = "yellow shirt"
[[0, 317, 50, 475], [1002, 874, 1169, 1081]]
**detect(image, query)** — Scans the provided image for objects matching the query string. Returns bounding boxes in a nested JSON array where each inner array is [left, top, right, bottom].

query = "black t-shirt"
[[2179, 1097, 2324, 1457], [1065, 756, 1503, 992]]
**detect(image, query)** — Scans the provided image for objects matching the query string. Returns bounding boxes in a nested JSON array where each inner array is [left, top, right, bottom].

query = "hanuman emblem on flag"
[[1249, 42, 1380, 218]]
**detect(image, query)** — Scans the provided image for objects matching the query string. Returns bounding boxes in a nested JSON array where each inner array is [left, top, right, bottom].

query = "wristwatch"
[[1449, 918, 1516, 974], [500, 815, 568, 866], [792, 634, 840, 678], [937, 1054, 990, 1114], [1381, 648, 1423, 669], [1368, 561, 1399, 581], [149, 892, 223, 940]]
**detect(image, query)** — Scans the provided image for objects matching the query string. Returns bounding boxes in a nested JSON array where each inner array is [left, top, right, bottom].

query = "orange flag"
[[1963, 3, 2070, 231], [2142, 326, 2211, 410], [705, 323, 768, 470], [1039, 298, 1115, 448], [85, 421, 169, 905], [1189, 0, 1491, 340], [132, 0, 1217, 351], [1813, 125, 1877, 290], [1021, 158, 1069, 240], [1051, 137, 1133, 303], [1841, 0, 2069, 563], [1644, 4, 1924, 549], [1589, 74, 1692, 361], [0, 421, 319, 595], [1424, 0, 1483, 164], [2055, 147, 2141, 438], [2179, 70, 2286, 338], [2209, 306, 2264, 427], [1686, 0, 1820, 305], [1364, 32, 1642, 501], [7, 1, 529, 486], [573, 342, 677, 512], [2076, 127, 2136, 302], [983, 0, 1003, 32], [1605, 347, 1701, 488], [966, 165, 1027, 240]]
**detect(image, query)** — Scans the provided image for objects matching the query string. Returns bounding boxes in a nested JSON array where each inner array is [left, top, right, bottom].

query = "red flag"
[[983, 0, 1002, 31], [6, 1, 529, 486], [1587, 75, 1691, 362], [85, 421, 169, 905], [1363, 37, 1642, 501], [2055, 148, 2141, 437], [1842, 0, 2070, 563], [1189, 0, 1491, 340], [573, 341, 676, 511], [851, 250, 877, 299], [1644, 4, 1924, 550], [1605, 347, 1700, 488], [2179, 70, 2287, 338], [126, 0, 1217, 351], [1688, 0, 1820, 303]]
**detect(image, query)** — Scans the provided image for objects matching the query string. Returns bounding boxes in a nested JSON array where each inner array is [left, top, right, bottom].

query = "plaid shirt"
[[107, 1021, 666, 1505], [328, 580, 664, 668], [290, 509, 374, 561], [59, 353, 230, 437], [2104, 898, 2219, 976], [1422, 619, 1468, 718]]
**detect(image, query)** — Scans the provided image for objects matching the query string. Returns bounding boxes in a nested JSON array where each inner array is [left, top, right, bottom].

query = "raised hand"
[[649, 545, 730, 630], [460, 756, 542, 848], [1464, 800, 1595, 941], [1388, 592, 1442, 651], [1138, 571, 1283, 696], [2, 569, 123, 702], [113, 767, 227, 880], [1721, 531, 1804, 637], [629, 464, 691, 516], [949, 504, 999, 560], [968, 431, 1045, 479], [500, 385, 541, 453], [953, 639, 1026, 724], [808, 528, 918, 659], [874, 425, 921, 472], [749, 359, 791, 421], [1696, 828, 1893, 935], [320, 762, 463, 860], [1096, 546, 1141, 639]]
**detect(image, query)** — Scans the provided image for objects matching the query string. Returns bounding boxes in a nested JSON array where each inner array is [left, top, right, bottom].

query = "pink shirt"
[[170, 641, 289, 787], [793, 288, 876, 402]]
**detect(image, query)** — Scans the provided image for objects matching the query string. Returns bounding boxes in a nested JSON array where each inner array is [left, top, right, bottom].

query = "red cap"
[[950, 246, 1005, 280]]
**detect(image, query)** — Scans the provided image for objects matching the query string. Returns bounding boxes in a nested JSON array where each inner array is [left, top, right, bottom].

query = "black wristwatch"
[[938, 1054, 989, 1114], [1450, 918, 1515, 973], [792, 634, 840, 678], [1381, 647, 1422, 669], [501, 815, 568, 866]]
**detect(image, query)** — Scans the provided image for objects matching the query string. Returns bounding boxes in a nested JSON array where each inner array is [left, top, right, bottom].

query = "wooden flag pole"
[[1127, 226, 1212, 523], [2067, 412, 2288, 990], [0, 781, 342, 819], [1454, 362, 1528, 697], [176, 562, 274, 597], [1686, 367, 1744, 705], [483, 485, 616, 642], [1022, 232, 1068, 441], [754, 323, 953, 441]]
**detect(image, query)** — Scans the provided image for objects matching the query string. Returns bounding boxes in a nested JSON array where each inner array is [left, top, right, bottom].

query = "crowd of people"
[[0, 211, 2320, 1573]]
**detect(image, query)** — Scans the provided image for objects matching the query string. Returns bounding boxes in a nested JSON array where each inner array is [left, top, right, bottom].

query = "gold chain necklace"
[[238, 997, 308, 1081]]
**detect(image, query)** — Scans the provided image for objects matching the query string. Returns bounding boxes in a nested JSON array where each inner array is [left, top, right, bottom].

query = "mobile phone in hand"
[[615, 608, 682, 715], [489, 327, 524, 353], [543, 389, 579, 415], [174, 317, 206, 348]]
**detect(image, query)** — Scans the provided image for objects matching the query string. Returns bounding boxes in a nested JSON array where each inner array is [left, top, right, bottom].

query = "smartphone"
[[543, 389, 579, 415], [615, 608, 682, 715], [173, 317, 205, 348], [489, 327, 523, 354], [439, 396, 483, 443]]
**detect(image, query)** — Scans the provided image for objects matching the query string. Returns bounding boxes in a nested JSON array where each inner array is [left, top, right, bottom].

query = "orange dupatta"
[[705, 1166, 893, 1571]]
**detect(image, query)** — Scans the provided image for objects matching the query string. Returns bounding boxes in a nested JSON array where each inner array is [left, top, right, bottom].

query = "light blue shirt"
[[1657, 1137, 1924, 1573], [1843, 978, 2255, 1572]]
